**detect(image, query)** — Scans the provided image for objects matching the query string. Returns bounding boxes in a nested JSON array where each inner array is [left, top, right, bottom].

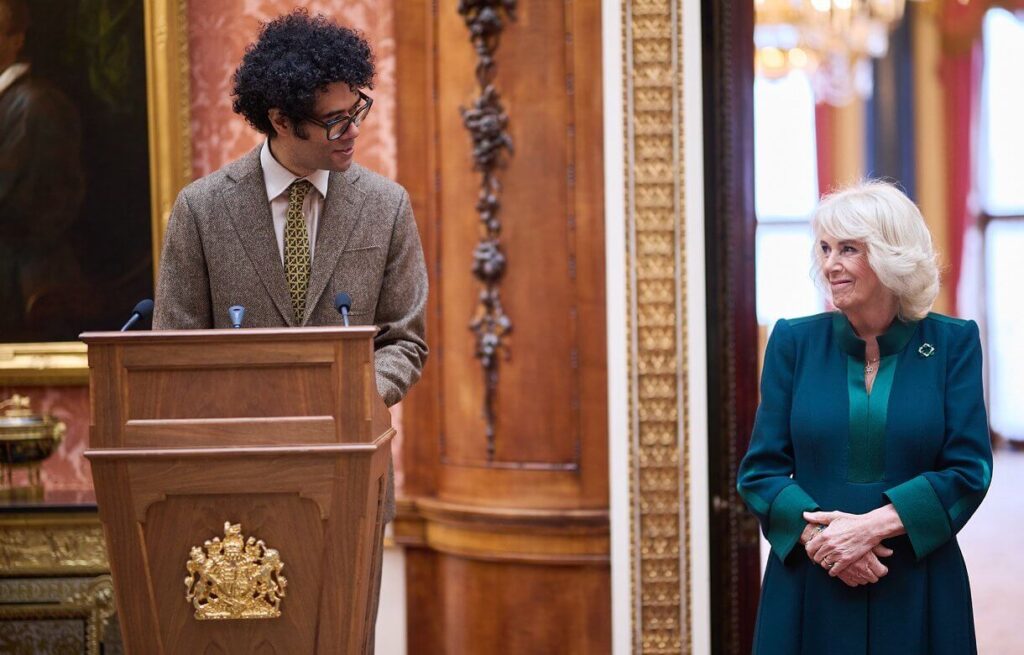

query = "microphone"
[[120, 299, 154, 331], [334, 292, 352, 327], [229, 305, 245, 329]]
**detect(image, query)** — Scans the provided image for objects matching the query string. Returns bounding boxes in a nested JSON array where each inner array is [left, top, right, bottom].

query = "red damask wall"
[[188, 0, 396, 179]]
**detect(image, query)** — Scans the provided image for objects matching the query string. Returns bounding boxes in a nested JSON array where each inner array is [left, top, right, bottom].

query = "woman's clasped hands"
[[799, 510, 895, 588]]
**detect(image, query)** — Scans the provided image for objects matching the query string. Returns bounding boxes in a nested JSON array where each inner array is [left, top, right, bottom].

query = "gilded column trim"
[[623, 0, 690, 652], [674, 3, 693, 646]]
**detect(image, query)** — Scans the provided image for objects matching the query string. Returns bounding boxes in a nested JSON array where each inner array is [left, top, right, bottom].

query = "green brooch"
[[918, 343, 935, 358]]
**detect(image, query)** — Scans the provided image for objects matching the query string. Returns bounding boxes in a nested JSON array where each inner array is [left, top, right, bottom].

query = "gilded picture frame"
[[0, 0, 190, 385]]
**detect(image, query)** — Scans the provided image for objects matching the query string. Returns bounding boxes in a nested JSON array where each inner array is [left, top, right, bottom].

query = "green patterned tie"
[[284, 180, 313, 323]]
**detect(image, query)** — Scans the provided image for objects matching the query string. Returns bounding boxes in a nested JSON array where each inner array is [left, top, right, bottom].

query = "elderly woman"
[[737, 181, 992, 654]]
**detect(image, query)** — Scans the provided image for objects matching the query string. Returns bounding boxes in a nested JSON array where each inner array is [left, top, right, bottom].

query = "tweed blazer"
[[153, 147, 428, 521]]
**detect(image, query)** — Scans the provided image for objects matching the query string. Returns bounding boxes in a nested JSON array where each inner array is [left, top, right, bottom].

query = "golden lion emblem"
[[184, 522, 287, 620]]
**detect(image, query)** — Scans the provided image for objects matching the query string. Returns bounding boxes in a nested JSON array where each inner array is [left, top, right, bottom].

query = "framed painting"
[[0, 0, 190, 384]]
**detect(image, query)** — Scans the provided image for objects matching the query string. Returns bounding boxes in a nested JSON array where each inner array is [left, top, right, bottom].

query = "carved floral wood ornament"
[[458, 0, 517, 457]]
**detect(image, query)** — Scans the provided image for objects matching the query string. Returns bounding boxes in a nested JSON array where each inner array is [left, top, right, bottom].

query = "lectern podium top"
[[83, 326, 391, 450], [80, 325, 378, 345]]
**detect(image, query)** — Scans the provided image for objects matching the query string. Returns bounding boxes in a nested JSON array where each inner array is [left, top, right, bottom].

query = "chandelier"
[[754, 0, 919, 106]]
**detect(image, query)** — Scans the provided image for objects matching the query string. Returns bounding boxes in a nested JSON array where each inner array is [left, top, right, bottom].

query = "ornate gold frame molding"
[[0, 513, 108, 577], [145, 0, 193, 267], [0, 0, 191, 386], [0, 575, 117, 655], [0, 343, 95, 386], [622, 1, 691, 652]]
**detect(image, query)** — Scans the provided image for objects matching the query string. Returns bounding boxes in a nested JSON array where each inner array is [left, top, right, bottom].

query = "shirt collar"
[[260, 139, 330, 201], [832, 311, 918, 360], [0, 63, 30, 98]]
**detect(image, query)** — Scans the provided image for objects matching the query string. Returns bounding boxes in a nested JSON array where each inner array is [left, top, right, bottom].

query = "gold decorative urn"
[[0, 394, 66, 497]]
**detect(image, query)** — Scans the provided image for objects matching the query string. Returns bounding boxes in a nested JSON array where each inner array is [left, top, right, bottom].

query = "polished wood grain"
[[82, 328, 391, 654], [435, 556, 610, 655], [399, 0, 607, 507], [413, 498, 609, 564], [121, 416, 338, 448], [396, 0, 609, 652]]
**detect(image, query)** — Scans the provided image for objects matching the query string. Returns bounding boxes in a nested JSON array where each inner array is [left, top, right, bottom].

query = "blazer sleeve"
[[153, 190, 214, 329], [373, 190, 428, 407], [884, 320, 992, 560], [737, 319, 820, 562]]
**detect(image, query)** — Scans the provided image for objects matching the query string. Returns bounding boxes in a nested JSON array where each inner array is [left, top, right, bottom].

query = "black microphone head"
[[334, 292, 352, 313], [133, 299, 154, 318], [120, 298, 154, 331]]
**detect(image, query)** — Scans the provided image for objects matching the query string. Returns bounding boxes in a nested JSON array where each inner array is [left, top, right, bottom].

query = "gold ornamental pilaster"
[[623, 0, 690, 653]]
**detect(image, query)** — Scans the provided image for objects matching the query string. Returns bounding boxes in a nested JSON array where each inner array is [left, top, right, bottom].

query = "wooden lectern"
[[82, 327, 392, 654]]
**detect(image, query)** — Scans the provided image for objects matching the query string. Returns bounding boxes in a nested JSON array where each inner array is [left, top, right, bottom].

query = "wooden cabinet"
[[0, 492, 121, 655]]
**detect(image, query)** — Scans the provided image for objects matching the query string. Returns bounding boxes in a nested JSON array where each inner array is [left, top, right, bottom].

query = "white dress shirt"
[[0, 63, 29, 97], [260, 140, 330, 263]]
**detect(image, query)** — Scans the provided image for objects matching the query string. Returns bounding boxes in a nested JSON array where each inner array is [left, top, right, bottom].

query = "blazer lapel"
[[304, 167, 367, 323], [223, 149, 295, 325]]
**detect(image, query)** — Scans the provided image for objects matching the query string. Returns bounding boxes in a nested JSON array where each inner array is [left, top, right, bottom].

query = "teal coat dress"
[[737, 312, 992, 655]]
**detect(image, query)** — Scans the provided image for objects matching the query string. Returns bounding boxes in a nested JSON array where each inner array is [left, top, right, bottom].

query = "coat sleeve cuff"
[[375, 374, 400, 408], [885, 475, 952, 560], [767, 484, 819, 562]]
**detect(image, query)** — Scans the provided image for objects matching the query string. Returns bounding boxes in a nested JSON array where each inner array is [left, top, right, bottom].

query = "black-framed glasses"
[[305, 90, 373, 141]]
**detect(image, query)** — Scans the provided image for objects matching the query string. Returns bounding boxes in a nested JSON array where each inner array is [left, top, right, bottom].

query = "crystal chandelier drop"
[[754, 0, 917, 106]]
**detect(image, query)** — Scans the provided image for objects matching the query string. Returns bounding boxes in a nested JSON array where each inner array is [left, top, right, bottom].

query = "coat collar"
[[832, 311, 917, 360], [221, 146, 368, 325]]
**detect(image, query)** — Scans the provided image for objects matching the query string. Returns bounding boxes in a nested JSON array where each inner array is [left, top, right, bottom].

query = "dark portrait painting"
[[0, 0, 153, 342]]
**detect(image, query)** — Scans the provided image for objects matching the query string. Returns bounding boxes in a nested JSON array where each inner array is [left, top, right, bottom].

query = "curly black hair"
[[231, 10, 374, 138]]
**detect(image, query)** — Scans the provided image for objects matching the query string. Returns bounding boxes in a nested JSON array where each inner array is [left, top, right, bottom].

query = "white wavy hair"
[[811, 180, 939, 321]]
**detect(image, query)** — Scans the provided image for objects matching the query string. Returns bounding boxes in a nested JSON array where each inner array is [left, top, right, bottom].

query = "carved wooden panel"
[[403, 0, 606, 505]]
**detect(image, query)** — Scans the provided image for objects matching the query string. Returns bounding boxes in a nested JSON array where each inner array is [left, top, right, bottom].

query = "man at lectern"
[[153, 11, 428, 649]]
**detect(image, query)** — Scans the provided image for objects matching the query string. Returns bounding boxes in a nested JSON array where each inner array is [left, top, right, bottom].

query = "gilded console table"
[[0, 490, 121, 654]]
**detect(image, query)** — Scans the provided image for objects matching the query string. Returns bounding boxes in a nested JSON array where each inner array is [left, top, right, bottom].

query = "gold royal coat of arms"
[[184, 522, 287, 620]]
